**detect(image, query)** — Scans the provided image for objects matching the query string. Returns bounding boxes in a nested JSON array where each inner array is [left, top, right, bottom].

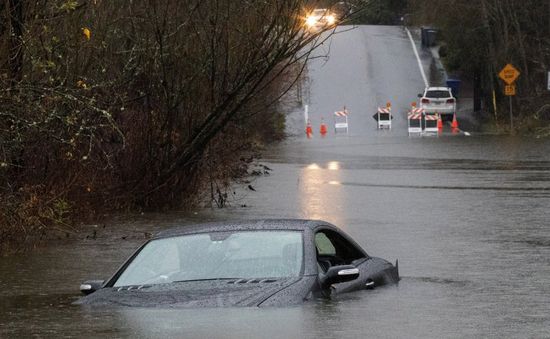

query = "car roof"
[[425, 87, 451, 91], [312, 8, 328, 14], [154, 219, 332, 239]]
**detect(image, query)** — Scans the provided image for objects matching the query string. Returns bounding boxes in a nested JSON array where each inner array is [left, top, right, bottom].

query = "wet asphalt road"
[[1, 25, 550, 338]]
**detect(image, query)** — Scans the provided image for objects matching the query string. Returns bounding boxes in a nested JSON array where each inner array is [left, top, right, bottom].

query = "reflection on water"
[[307, 163, 321, 170], [327, 161, 341, 171], [300, 161, 345, 228]]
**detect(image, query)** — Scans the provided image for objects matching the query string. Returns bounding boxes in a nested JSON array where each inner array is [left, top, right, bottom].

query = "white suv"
[[418, 87, 456, 118]]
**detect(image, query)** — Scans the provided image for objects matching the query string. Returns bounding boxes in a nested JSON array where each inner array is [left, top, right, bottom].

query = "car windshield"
[[425, 90, 451, 98], [113, 231, 303, 287], [312, 9, 327, 17]]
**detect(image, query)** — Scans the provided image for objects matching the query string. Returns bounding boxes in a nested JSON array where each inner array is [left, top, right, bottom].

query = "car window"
[[113, 231, 303, 286], [116, 239, 180, 285], [425, 90, 451, 98], [312, 9, 327, 16], [315, 229, 365, 271], [315, 232, 336, 256]]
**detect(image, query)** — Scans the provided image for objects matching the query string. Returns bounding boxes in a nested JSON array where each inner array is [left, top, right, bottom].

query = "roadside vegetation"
[[348, 0, 406, 25], [0, 0, 357, 253], [408, 1, 550, 135]]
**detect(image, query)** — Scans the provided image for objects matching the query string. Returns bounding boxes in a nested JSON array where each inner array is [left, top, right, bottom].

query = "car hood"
[[74, 277, 302, 308]]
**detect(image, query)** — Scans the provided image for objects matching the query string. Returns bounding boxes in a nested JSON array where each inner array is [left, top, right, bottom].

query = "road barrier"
[[424, 114, 440, 135], [451, 114, 459, 129], [334, 108, 349, 134], [306, 120, 313, 138], [407, 107, 424, 135], [320, 118, 327, 137], [375, 107, 392, 129]]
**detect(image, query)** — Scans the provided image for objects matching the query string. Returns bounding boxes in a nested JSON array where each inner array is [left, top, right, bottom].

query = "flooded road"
[[2, 26, 550, 338]]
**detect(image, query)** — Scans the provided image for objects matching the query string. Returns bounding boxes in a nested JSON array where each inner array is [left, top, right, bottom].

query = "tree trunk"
[[481, 0, 498, 119], [507, 2, 530, 94]]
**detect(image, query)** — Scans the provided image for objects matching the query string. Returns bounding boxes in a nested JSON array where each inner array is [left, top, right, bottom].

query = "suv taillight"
[[446, 98, 455, 104], [421, 98, 430, 104]]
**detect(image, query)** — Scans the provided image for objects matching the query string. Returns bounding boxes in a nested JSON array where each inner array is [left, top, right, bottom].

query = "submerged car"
[[76, 219, 399, 307], [418, 86, 456, 119]]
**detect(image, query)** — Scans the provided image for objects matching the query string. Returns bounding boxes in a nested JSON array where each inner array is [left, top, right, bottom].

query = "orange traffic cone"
[[320, 118, 327, 137], [306, 120, 313, 138], [437, 114, 443, 130], [451, 114, 459, 129]]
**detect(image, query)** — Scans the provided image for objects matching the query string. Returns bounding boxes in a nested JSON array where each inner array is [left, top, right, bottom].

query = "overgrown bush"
[[0, 0, 339, 252]]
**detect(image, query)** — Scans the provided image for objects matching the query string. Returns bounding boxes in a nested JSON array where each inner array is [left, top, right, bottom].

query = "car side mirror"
[[80, 280, 105, 295], [319, 265, 359, 288], [417, 93, 422, 98]]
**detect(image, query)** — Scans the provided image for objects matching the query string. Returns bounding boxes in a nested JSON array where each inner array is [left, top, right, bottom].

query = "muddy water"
[[2, 26, 550, 338]]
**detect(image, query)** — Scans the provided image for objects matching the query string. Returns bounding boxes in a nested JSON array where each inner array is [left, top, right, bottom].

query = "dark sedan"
[[75, 219, 399, 307]]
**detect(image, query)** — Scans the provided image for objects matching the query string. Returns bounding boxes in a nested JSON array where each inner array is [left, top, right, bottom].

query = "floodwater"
[[2, 26, 550, 338]]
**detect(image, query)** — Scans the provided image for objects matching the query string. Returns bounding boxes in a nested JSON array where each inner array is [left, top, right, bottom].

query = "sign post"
[[499, 64, 520, 132]]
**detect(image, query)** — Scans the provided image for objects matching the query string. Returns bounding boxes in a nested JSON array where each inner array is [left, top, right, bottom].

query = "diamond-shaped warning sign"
[[499, 64, 520, 85]]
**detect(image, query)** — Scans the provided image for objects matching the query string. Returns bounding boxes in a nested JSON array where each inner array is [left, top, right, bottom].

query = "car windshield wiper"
[[173, 278, 244, 283]]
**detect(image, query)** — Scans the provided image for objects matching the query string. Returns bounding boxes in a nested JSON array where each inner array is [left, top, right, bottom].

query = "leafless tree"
[[0, 0, 352, 251]]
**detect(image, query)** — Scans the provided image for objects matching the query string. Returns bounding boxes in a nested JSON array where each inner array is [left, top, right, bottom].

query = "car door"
[[314, 228, 375, 294]]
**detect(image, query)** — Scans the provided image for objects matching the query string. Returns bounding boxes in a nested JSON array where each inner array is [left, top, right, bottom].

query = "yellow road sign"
[[499, 64, 520, 85], [504, 84, 516, 96]]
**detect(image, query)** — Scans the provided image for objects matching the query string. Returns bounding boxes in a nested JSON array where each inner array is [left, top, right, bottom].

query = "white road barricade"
[[407, 108, 423, 135], [376, 107, 392, 129], [334, 108, 349, 133], [407, 112, 422, 135], [424, 114, 439, 134]]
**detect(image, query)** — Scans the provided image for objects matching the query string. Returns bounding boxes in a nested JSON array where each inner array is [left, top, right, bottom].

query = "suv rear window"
[[425, 90, 451, 98]]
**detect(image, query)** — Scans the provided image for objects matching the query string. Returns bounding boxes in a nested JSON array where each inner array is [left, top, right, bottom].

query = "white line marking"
[[405, 28, 471, 136], [406, 28, 428, 88]]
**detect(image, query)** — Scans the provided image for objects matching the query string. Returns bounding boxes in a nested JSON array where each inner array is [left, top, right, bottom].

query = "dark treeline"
[[0, 0, 349, 252], [409, 1, 550, 133], [350, 0, 406, 25]]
